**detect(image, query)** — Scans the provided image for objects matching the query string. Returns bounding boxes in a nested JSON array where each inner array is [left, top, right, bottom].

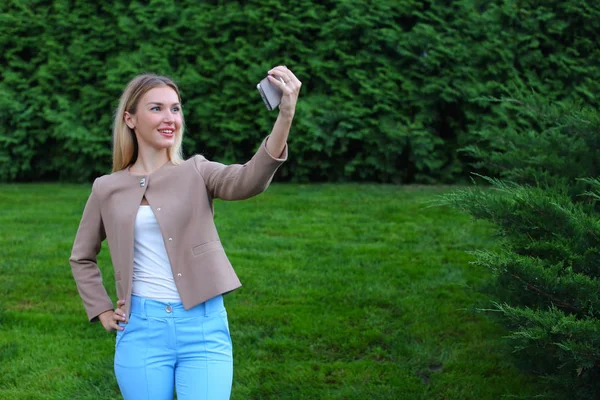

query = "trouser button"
[[165, 305, 172, 313]]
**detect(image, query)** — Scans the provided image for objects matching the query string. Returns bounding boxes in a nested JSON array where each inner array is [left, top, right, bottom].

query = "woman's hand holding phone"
[[259, 65, 301, 118]]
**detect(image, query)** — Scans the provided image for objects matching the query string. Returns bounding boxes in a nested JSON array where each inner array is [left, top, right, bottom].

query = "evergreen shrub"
[[436, 95, 600, 399]]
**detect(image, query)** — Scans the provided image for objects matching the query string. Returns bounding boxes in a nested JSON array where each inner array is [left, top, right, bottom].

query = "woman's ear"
[[124, 111, 135, 130]]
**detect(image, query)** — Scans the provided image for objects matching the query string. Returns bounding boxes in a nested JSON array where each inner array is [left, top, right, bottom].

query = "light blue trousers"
[[114, 295, 233, 400]]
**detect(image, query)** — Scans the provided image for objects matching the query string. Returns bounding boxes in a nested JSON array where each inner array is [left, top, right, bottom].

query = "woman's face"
[[125, 86, 182, 151]]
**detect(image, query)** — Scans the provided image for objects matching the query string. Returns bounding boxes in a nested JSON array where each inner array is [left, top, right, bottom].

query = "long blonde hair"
[[112, 74, 186, 172]]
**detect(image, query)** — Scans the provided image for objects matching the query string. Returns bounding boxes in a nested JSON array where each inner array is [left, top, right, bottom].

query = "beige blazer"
[[69, 136, 287, 323]]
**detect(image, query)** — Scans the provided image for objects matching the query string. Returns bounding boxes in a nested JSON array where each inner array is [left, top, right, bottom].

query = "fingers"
[[268, 66, 290, 82], [267, 65, 301, 92], [282, 67, 301, 87], [99, 310, 121, 332], [109, 314, 124, 331], [108, 320, 121, 332], [270, 65, 301, 86], [113, 299, 126, 330], [267, 75, 288, 91]]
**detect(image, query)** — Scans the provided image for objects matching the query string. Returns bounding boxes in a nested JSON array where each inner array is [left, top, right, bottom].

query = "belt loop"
[[204, 299, 208, 317], [140, 297, 147, 319]]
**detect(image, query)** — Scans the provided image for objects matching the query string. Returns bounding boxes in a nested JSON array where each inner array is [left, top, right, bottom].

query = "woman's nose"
[[163, 111, 175, 122]]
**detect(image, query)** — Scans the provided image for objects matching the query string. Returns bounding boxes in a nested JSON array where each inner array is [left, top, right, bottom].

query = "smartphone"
[[257, 75, 284, 111]]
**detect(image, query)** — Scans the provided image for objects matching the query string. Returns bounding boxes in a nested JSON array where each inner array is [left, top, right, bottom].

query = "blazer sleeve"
[[193, 135, 288, 200], [69, 178, 114, 322]]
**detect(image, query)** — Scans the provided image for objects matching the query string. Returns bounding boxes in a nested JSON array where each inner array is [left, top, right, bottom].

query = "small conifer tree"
[[435, 95, 600, 399]]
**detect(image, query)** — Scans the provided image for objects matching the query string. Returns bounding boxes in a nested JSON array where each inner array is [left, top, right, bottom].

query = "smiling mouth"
[[158, 129, 174, 137]]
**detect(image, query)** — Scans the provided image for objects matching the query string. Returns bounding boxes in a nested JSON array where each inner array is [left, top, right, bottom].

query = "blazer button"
[[168, 237, 172, 241], [156, 208, 161, 211], [177, 273, 182, 277]]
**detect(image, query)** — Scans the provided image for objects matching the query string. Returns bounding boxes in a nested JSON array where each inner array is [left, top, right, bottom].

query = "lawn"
[[0, 183, 544, 399]]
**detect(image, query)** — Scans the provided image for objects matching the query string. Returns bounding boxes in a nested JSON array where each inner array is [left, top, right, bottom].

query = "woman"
[[69, 66, 300, 399]]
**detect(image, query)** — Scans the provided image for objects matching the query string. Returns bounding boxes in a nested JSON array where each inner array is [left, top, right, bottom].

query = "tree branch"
[[510, 273, 580, 313]]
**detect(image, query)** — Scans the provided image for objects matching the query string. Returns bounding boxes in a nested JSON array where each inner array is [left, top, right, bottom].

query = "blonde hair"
[[112, 74, 186, 172]]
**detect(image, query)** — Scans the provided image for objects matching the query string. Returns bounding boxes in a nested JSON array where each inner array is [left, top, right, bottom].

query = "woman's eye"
[[172, 107, 180, 112], [151, 106, 160, 111]]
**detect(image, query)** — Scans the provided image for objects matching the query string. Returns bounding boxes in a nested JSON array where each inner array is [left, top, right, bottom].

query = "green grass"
[[0, 183, 544, 399]]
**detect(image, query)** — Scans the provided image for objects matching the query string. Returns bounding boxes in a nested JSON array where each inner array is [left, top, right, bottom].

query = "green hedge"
[[1, 0, 599, 183]]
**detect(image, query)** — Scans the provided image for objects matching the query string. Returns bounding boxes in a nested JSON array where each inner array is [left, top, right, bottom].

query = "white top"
[[132, 205, 181, 301]]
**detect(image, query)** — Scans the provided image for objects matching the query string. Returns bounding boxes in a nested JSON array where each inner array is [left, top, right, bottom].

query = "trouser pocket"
[[115, 313, 145, 349]]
